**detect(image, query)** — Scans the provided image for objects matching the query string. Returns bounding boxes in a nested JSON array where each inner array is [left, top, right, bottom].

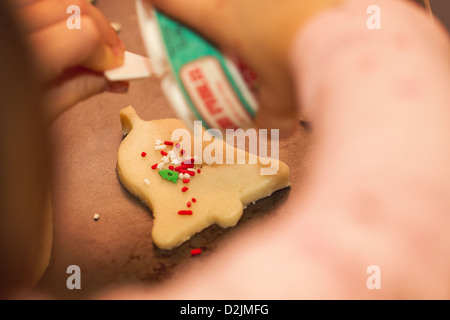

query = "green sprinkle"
[[159, 169, 179, 183]]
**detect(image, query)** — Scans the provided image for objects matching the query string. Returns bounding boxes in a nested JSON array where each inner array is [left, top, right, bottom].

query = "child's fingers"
[[41, 68, 129, 125], [41, 69, 108, 124], [20, 0, 122, 51], [30, 18, 124, 81]]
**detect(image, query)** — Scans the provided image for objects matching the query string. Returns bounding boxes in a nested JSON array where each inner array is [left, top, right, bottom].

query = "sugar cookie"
[[117, 106, 290, 249]]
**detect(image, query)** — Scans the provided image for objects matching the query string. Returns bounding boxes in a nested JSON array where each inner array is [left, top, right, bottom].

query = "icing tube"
[[135, 0, 259, 131]]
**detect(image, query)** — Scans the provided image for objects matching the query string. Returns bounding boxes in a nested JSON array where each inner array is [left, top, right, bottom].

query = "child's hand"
[[149, 0, 342, 135], [17, 0, 127, 124]]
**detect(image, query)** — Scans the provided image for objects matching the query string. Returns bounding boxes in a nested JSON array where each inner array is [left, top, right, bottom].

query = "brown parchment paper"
[[35, 0, 313, 299]]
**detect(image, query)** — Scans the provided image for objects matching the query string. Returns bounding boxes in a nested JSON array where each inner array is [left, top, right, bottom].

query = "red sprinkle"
[[187, 201, 192, 208], [182, 158, 195, 165], [161, 150, 168, 156], [168, 165, 175, 171], [191, 248, 202, 256], [181, 149, 186, 156], [179, 170, 195, 176], [175, 164, 195, 171], [197, 169, 201, 174], [151, 163, 158, 170], [192, 198, 197, 203], [178, 210, 192, 215], [182, 187, 189, 192], [141, 152, 147, 157], [183, 179, 190, 184], [164, 141, 174, 146]]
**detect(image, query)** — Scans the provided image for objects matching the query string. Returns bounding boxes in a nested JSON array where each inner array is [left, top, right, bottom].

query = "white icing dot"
[[155, 139, 163, 146], [157, 163, 164, 170], [187, 168, 195, 172], [178, 173, 185, 179], [172, 159, 181, 166], [144, 179, 150, 186]]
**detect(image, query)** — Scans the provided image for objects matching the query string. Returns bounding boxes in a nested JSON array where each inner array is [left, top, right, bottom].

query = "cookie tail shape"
[[120, 105, 141, 135]]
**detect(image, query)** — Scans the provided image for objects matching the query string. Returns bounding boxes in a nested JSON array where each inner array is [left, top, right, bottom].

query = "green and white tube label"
[[154, 10, 257, 130]]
